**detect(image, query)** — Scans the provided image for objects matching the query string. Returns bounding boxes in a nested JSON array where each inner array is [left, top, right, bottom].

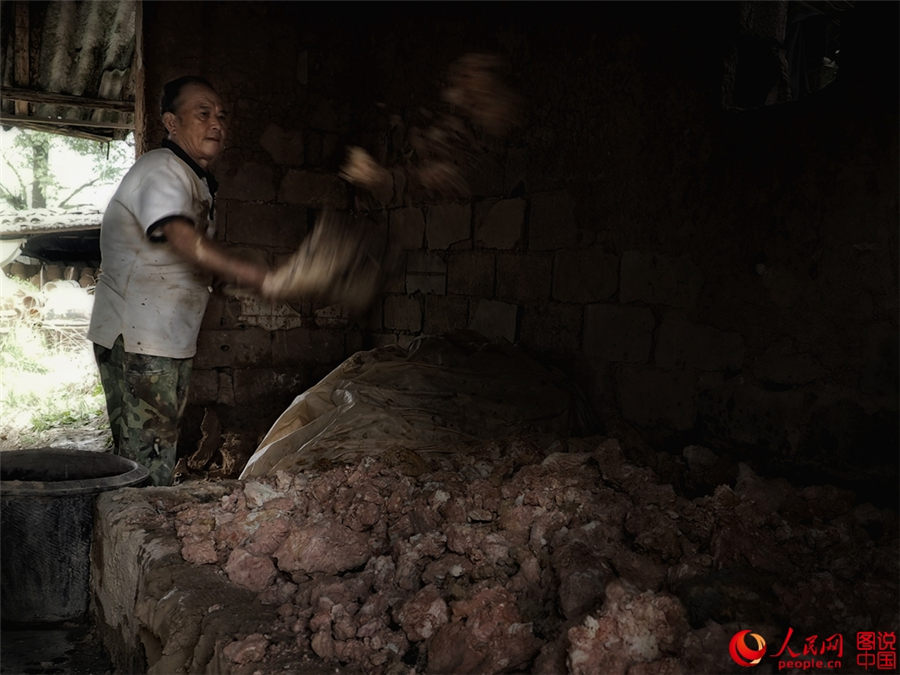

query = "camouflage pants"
[[93, 335, 193, 486]]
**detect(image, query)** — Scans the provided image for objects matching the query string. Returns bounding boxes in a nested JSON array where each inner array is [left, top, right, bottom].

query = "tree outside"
[[0, 127, 134, 212], [0, 128, 134, 451]]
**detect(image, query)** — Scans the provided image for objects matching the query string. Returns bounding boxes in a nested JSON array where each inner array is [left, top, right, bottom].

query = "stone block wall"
[[137, 2, 897, 490]]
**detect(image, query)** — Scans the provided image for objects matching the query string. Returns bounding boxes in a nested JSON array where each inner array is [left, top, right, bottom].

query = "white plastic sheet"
[[240, 332, 594, 478]]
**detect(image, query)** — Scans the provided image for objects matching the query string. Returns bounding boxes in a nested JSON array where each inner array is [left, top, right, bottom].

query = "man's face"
[[164, 83, 227, 168]]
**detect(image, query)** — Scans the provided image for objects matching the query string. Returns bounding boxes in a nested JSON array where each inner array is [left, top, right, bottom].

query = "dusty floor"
[[0, 622, 112, 675]]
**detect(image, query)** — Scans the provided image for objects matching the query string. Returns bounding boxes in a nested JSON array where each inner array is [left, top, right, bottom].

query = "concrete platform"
[[91, 481, 304, 674]]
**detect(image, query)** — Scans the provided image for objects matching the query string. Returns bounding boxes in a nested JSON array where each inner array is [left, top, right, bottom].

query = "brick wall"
[[138, 2, 897, 488]]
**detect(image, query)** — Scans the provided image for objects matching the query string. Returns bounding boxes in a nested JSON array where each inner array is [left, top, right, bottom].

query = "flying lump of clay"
[[261, 53, 520, 314], [260, 209, 397, 315], [340, 52, 523, 204]]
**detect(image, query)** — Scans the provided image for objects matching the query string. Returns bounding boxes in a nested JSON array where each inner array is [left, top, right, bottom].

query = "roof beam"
[[0, 114, 133, 132], [1, 87, 135, 113], [0, 119, 111, 142], [0, 225, 100, 242]]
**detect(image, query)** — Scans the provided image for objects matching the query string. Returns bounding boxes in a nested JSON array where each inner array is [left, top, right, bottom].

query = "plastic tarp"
[[239, 332, 595, 478]]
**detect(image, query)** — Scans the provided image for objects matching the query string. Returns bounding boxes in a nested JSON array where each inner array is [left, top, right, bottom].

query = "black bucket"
[[0, 449, 149, 625]]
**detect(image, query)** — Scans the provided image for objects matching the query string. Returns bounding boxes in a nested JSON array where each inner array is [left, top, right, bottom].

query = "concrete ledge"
[[91, 482, 317, 674]]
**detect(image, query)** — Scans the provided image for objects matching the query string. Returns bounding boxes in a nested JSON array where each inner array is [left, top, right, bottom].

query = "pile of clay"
[[151, 435, 898, 674]]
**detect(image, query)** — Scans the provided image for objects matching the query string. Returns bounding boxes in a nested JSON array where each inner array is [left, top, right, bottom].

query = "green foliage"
[[0, 325, 50, 373], [0, 319, 110, 449], [0, 127, 134, 210], [0, 339, 49, 374], [29, 396, 103, 433]]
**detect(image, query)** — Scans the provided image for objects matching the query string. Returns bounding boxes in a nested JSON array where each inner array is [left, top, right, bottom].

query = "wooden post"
[[134, 0, 147, 157], [13, 2, 29, 117]]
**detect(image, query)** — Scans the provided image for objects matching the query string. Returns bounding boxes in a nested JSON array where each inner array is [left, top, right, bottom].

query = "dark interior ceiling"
[[0, 0, 136, 142], [0, 0, 868, 265], [0, 1, 861, 142]]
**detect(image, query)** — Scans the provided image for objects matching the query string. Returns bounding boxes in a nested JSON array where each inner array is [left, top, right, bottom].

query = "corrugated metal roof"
[[0, 0, 136, 142]]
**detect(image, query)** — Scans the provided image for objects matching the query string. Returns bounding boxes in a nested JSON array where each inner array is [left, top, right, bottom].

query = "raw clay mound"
[[97, 433, 898, 674]]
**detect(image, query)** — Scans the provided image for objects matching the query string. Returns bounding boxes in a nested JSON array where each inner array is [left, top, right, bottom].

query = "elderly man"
[[88, 76, 269, 486], [89, 75, 392, 486]]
